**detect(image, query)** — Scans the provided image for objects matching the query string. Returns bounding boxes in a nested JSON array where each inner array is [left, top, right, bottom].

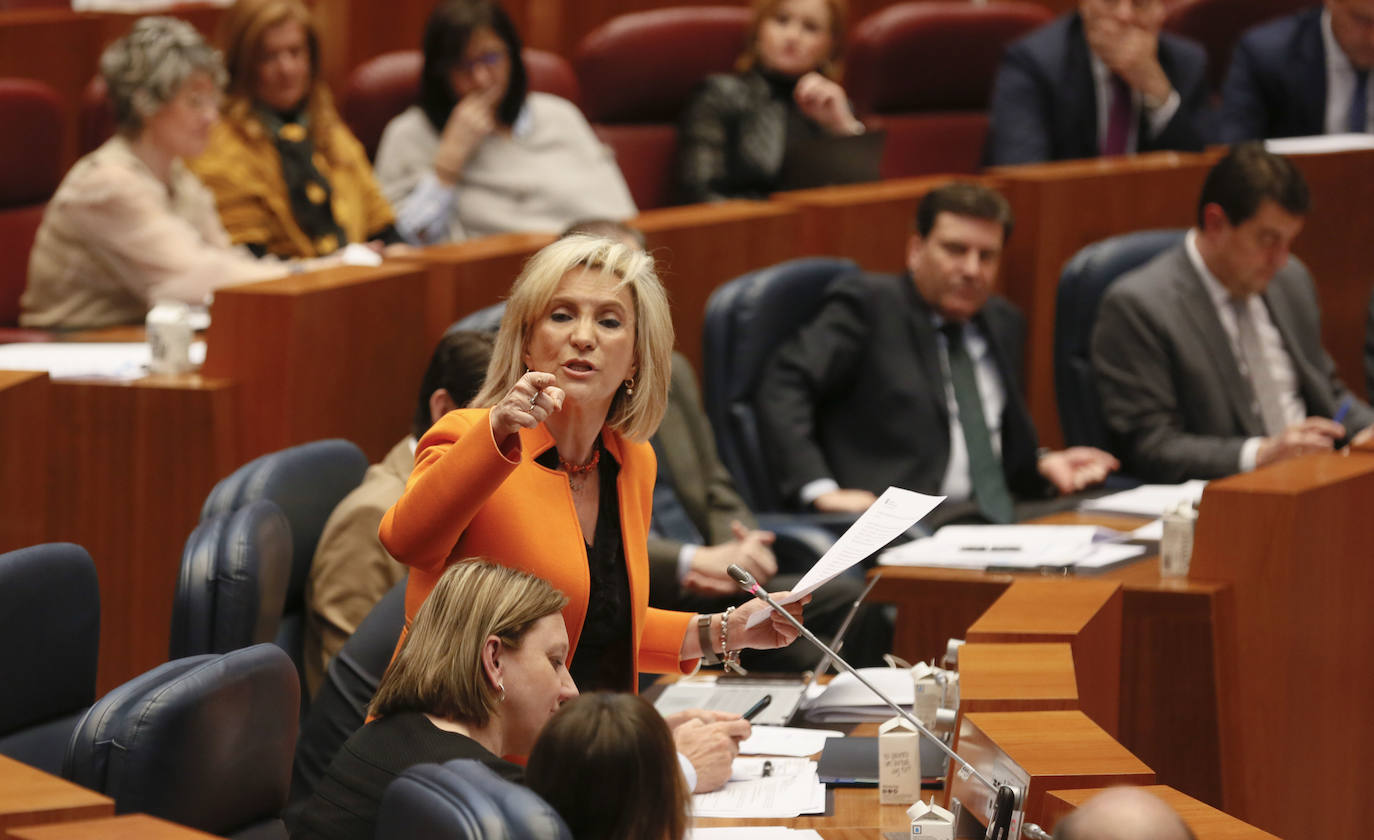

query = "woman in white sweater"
[[375, 0, 636, 244]]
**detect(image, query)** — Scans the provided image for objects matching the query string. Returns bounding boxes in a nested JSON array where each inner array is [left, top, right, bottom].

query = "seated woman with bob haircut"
[[190, 0, 400, 258], [291, 561, 576, 840], [22, 16, 300, 329], [373, 0, 636, 243], [527, 692, 689, 840]]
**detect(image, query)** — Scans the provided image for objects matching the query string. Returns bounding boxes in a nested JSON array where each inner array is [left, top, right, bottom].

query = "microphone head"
[[726, 564, 757, 589]]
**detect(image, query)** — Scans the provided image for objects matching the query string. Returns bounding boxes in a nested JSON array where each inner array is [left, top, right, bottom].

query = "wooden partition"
[[1043, 785, 1282, 840], [0, 756, 114, 833], [965, 578, 1123, 736], [407, 232, 553, 344], [4, 815, 220, 840], [45, 375, 239, 691], [957, 642, 1079, 715], [1189, 453, 1374, 839], [949, 710, 1153, 831], [202, 262, 431, 464], [0, 371, 49, 553]]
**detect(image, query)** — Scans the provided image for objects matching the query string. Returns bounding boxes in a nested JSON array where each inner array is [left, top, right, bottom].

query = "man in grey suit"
[[1092, 143, 1374, 483]]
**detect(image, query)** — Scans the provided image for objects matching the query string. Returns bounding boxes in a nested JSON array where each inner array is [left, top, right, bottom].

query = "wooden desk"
[[0, 755, 113, 833], [4, 814, 219, 840], [1190, 453, 1374, 838], [1042, 785, 1281, 839], [958, 642, 1079, 714], [0, 370, 49, 551], [870, 517, 1229, 806]]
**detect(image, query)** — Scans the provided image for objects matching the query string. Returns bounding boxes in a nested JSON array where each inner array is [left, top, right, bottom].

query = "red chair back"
[[79, 75, 116, 156], [846, 1, 1053, 177], [1163, 0, 1314, 93], [0, 78, 64, 328]]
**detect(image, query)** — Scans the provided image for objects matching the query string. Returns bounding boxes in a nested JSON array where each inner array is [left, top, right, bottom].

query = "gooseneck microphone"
[[727, 564, 1025, 840]]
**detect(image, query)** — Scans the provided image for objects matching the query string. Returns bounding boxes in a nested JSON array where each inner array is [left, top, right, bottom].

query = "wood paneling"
[[0, 756, 113, 833], [201, 262, 430, 463], [1190, 452, 1374, 838], [5, 814, 220, 840], [0, 371, 49, 552], [958, 642, 1079, 714]]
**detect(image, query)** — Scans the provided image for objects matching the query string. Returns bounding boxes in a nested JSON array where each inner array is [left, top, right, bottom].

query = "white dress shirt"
[[1322, 9, 1374, 135]]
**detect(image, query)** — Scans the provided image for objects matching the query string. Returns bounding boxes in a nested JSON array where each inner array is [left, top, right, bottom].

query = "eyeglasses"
[[457, 50, 507, 74]]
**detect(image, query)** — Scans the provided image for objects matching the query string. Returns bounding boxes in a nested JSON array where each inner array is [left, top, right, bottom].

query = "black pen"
[[742, 694, 773, 721]]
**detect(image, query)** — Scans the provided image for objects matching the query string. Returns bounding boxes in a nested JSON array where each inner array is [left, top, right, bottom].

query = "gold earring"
[[623, 377, 634, 395]]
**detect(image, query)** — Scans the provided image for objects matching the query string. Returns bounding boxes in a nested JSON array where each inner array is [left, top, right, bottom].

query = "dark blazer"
[[1217, 7, 1327, 142], [754, 271, 1046, 506], [1091, 244, 1374, 483], [646, 352, 757, 598], [984, 11, 1209, 166]]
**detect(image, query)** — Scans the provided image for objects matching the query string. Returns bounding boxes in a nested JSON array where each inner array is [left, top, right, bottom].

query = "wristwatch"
[[697, 613, 721, 666]]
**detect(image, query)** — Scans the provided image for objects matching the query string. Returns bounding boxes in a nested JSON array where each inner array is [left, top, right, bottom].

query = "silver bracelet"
[[721, 607, 746, 675]]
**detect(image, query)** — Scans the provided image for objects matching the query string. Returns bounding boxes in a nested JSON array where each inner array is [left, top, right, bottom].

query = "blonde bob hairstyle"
[[736, 0, 848, 79], [368, 561, 568, 725], [472, 234, 673, 443]]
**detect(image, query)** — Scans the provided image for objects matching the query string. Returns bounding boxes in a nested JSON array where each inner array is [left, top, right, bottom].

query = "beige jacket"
[[22, 136, 282, 329]]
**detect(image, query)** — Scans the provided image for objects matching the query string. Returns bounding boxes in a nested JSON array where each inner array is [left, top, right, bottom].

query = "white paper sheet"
[[688, 829, 823, 839], [0, 341, 206, 381], [746, 486, 943, 627], [738, 725, 844, 757], [692, 758, 826, 818], [1078, 480, 1206, 517], [1264, 133, 1374, 155]]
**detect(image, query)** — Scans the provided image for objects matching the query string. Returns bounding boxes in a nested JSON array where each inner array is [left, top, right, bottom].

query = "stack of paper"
[[692, 757, 826, 818], [803, 667, 915, 722], [1078, 481, 1206, 518], [0, 342, 207, 382], [877, 525, 1144, 572], [738, 725, 843, 757], [688, 830, 823, 840]]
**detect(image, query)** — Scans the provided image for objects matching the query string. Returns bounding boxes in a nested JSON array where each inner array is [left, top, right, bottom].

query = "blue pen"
[[1334, 396, 1353, 427]]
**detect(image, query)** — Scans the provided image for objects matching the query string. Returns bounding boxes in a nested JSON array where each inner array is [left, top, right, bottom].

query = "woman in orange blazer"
[[380, 235, 803, 692]]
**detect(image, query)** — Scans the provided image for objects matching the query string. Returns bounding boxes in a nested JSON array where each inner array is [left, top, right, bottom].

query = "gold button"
[[316, 234, 339, 254], [305, 182, 327, 204], [280, 122, 307, 142]]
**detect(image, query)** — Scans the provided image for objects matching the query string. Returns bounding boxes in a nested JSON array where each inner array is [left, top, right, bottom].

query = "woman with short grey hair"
[[20, 16, 331, 330]]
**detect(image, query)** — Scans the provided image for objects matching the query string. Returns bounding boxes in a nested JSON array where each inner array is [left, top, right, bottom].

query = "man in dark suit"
[[1218, 1, 1374, 142], [1092, 143, 1374, 483], [984, 0, 1209, 166], [755, 183, 1118, 524]]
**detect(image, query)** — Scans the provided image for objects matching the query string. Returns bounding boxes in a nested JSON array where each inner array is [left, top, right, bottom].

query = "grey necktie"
[[1230, 298, 1287, 436]]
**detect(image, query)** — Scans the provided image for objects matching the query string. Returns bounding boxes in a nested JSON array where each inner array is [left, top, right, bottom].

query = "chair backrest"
[[288, 577, 406, 810], [64, 644, 299, 839], [446, 300, 507, 335], [201, 439, 369, 693], [0, 78, 64, 328], [1055, 229, 1185, 449], [341, 48, 582, 161], [702, 257, 858, 511], [377, 759, 572, 840], [0, 543, 98, 773], [171, 499, 293, 660], [845, 1, 1053, 177], [78, 74, 116, 156], [574, 6, 751, 209], [1163, 0, 1312, 93]]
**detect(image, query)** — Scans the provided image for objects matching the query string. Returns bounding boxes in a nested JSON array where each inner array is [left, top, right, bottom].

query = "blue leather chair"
[[1056, 229, 1185, 453], [0, 543, 98, 774], [701, 257, 859, 512], [377, 759, 572, 840], [446, 301, 506, 335], [171, 499, 292, 659], [287, 578, 405, 812], [64, 644, 299, 840], [201, 439, 369, 703]]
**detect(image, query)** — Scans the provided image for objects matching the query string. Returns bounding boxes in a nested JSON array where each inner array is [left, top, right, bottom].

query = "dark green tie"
[[941, 322, 1015, 524]]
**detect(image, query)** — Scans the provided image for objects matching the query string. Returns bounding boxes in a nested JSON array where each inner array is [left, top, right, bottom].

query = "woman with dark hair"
[[527, 693, 689, 840], [677, 0, 864, 202], [190, 0, 399, 258], [374, 0, 635, 243]]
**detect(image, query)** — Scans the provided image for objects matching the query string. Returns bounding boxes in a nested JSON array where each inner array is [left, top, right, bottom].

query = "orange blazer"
[[379, 408, 696, 677]]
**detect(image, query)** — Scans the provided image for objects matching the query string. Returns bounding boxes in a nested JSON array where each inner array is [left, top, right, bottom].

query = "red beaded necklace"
[[559, 447, 601, 491]]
